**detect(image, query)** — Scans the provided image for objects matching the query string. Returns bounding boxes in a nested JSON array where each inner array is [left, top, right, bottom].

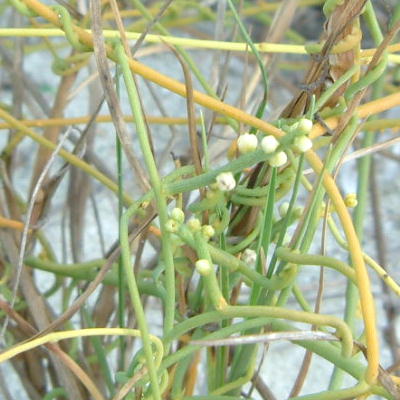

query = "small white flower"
[[216, 172, 236, 191], [279, 202, 290, 218], [187, 218, 202, 232], [296, 118, 313, 135], [202, 225, 215, 239], [294, 136, 313, 152], [269, 151, 287, 167], [242, 249, 257, 267], [171, 207, 185, 223], [237, 133, 258, 154], [195, 259, 212, 275], [261, 135, 279, 154], [165, 219, 178, 233]]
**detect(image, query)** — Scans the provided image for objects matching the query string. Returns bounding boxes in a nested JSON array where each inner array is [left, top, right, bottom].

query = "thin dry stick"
[[343, 136, 400, 162], [130, 0, 175, 55], [251, 374, 278, 400], [90, 0, 150, 192], [107, 0, 157, 157], [377, 149, 400, 163], [166, 43, 203, 176], [0, 127, 72, 340], [191, 331, 340, 346], [90, 192, 107, 256], [29, 62, 78, 192], [68, 60, 102, 263], [0, 44, 51, 116], [243, 0, 299, 106], [302, 135, 400, 176], [67, 70, 99, 101]]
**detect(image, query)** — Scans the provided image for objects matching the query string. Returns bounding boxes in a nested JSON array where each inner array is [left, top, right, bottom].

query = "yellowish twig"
[[0, 28, 399, 62], [0, 328, 163, 365], [305, 150, 379, 384]]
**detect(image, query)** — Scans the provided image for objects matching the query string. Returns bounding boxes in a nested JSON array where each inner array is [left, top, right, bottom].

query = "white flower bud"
[[296, 118, 313, 135], [279, 202, 290, 218], [171, 207, 185, 223], [202, 225, 215, 239], [294, 135, 313, 152], [269, 151, 287, 167], [237, 133, 258, 154], [195, 259, 212, 275], [216, 172, 236, 191], [165, 219, 178, 233], [187, 218, 202, 232], [242, 249, 257, 267], [261, 135, 279, 154]]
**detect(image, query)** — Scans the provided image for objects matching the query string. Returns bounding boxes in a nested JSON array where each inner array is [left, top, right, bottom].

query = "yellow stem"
[[328, 216, 400, 298], [0, 115, 220, 129], [0, 328, 164, 365], [0, 28, 399, 59], [0, 216, 25, 231], [310, 92, 400, 139], [305, 150, 379, 384]]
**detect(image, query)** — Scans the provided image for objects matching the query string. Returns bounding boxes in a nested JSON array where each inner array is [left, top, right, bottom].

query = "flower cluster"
[[288, 118, 313, 152], [229, 117, 314, 174], [165, 210, 216, 242]]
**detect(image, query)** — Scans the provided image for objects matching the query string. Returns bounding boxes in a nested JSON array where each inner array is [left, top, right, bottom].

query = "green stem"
[[276, 247, 357, 284], [115, 64, 126, 370], [292, 381, 370, 400], [120, 203, 161, 399], [23, 257, 165, 299], [115, 42, 175, 344]]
